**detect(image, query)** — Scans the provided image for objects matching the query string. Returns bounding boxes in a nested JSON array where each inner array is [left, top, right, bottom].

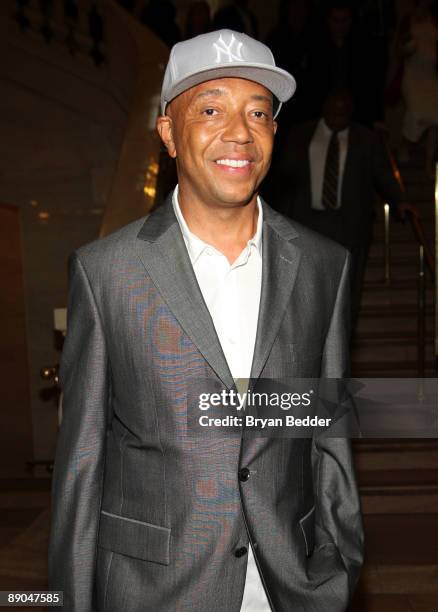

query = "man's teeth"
[[216, 159, 250, 168]]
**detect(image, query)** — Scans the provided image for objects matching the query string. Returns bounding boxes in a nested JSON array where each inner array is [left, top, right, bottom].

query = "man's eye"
[[202, 108, 218, 116], [252, 111, 268, 119]]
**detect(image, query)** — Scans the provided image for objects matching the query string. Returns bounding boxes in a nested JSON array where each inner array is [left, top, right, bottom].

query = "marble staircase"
[[348, 149, 438, 611]]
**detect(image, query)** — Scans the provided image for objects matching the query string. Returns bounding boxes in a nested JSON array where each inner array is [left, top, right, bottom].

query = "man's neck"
[[321, 118, 349, 134], [176, 185, 259, 265]]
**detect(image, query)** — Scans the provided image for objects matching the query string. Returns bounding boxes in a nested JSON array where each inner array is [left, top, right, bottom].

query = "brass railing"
[[379, 135, 435, 376], [435, 162, 438, 365]]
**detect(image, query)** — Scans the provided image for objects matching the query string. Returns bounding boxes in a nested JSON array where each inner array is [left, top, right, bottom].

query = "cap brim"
[[161, 63, 296, 118]]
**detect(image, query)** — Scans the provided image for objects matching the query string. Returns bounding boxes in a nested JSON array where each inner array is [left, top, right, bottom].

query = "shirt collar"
[[320, 118, 349, 137], [172, 185, 263, 265]]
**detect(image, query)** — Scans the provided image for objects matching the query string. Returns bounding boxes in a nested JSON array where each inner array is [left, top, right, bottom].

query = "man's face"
[[327, 8, 353, 42], [323, 92, 353, 131], [157, 77, 277, 209]]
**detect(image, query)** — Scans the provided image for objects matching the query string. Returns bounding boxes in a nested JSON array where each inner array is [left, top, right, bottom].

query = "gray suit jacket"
[[48, 193, 364, 612]]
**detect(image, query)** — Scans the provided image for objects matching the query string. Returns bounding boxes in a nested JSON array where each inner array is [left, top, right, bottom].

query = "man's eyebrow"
[[193, 88, 224, 100], [250, 94, 273, 105], [192, 90, 272, 105]]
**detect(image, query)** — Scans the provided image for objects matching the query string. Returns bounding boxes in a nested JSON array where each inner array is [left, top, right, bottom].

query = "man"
[[49, 30, 364, 611], [266, 0, 315, 128], [269, 88, 413, 326], [306, 2, 373, 125]]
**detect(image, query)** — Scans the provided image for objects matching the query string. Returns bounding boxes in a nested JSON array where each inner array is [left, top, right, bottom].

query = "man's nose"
[[221, 112, 253, 144]]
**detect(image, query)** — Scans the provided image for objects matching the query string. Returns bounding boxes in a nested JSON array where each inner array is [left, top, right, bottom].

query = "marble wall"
[[0, 0, 165, 472]]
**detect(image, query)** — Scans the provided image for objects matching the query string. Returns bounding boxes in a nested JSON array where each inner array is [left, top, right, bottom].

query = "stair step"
[[359, 469, 438, 487], [369, 242, 428, 259], [353, 333, 433, 346], [359, 304, 433, 316], [360, 487, 438, 513], [360, 290, 433, 307], [359, 470, 438, 513], [359, 564, 438, 594], [366, 256, 425, 266], [355, 323, 433, 340], [353, 440, 438, 471], [364, 266, 427, 283], [370, 230, 428, 244], [362, 279, 433, 290], [351, 361, 437, 376], [362, 513, 438, 564], [352, 342, 434, 363]]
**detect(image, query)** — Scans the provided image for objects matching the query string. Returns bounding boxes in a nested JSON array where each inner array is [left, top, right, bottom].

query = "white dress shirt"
[[172, 186, 271, 611], [309, 118, 350, 210]]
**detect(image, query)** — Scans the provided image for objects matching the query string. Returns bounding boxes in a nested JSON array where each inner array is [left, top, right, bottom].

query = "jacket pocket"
[[98, 510, 170, 565], [299, 505, 315, 557]]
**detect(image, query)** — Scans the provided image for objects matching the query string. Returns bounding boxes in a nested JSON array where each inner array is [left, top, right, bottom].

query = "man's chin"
[[210, 185, 258, 207]]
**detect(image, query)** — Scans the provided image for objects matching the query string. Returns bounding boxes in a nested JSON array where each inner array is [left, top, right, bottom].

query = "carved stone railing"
[[13, 0, 106, 65]]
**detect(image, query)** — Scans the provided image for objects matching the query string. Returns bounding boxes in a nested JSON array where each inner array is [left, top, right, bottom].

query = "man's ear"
[[156, 115, 177, 158], [273, 120, 278, 136]]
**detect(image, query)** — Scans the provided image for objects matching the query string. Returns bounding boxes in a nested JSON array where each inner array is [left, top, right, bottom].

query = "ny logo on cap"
[[213, 33, 243, 63]]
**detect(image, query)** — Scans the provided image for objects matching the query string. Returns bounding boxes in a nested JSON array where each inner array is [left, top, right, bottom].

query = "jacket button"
[[234, 546, 248, 558], [239, 467, 250, 482]]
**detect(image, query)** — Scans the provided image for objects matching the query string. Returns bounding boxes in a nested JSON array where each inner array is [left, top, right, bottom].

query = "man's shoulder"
[[266, 205, 348, 265], [349, 121, 377, 145], [69, 215, 149, 283], [74, 215, 148, 264], [295, 220, 347, 260]]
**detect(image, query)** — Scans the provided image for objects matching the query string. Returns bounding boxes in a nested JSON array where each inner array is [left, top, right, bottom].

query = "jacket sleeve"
[[48, 252, 110, 612], [311, 251, 365, 607]]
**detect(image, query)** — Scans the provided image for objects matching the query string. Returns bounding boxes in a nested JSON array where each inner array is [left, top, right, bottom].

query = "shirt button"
[[228, 337, 236, 345], [234, 546, 248, 558], [239, 467, 250, 482]]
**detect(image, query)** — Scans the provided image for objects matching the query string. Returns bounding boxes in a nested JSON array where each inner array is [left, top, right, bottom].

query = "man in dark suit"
[[269, 88, 413, 325], [49, 30, 364, 611]]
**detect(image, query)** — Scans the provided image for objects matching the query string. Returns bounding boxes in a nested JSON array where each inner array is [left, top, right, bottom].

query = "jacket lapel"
[[135, 194, 301, 388], [135, 194, 234, 389], [305, 121, 319, 208], [250, 201, 301, 380], [341, 123, 356, 205]]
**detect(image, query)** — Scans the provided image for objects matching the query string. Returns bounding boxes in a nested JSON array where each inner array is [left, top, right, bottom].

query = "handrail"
[[379, 132, 434, 279], [418, 245, 426, 378], [377, 132, 435, 375], [383, 203, 391, 283], [408, 209, 435, 278], [435, 162, 438, 363]]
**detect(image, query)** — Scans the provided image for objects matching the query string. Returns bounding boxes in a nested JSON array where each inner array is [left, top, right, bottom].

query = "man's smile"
[[213, 156, 255, 174]]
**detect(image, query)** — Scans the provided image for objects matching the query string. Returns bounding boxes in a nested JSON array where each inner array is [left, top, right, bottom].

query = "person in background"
[[184, 1, 211, 39], [266, 0, 316, 127], [268, 89, 417, 328], [263, 0, 316, 199], [212, 0, 259, 39], [397, 0, 438, 176], [306, 2, 373, 126]]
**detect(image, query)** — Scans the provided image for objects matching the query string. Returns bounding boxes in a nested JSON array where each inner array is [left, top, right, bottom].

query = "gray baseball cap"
[[160, 29, 296, 119]]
